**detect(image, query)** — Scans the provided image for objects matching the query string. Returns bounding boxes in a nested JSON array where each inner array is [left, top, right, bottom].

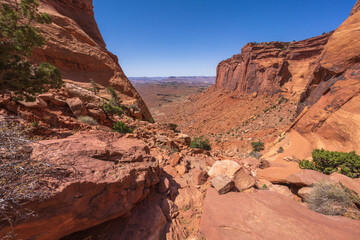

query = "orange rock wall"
[[215, 34, 332, 95], [31, 0, 152, 120]]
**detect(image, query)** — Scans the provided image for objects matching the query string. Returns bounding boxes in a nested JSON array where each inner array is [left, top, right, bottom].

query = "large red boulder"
[[4, 131, 160, 240]]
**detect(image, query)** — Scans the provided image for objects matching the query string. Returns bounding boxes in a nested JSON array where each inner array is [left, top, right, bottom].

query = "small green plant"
[[31, 121, 39, 127], [251, 141, 265, 152], [106, 86, 119, 101], [279, 117, 283, 122], [299, 149, 360, 178], [278, 96, 288, 105], [190, 137, 211, 151], [103, 102, 124, 116], [261, 184, 268, 190], [77, 116, 98, 126], [102, 86, 125, 117], [169, 123, 180, 133], [112, 121, 133, 133], [277, 147, 284, 153], [306, 181, 360, 219], [89, 79, 99, 95]]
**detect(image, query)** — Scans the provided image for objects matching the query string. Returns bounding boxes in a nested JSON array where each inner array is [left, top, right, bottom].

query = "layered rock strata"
[[31, 0, 152, 121]]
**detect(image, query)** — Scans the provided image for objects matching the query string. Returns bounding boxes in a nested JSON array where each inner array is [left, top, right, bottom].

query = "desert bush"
[[102, 86, 125, 117], [89, 79, 99, 95], [112, 121, 133, 134], [190, 137, 211, 151], [299, 149, 360, 178], [277, 147, 284, 153], [251, 141, 265, 152], [306, 181, 360, 218], [169, 123, 180, 133], [77, 116, 98, 126], [103, 102, 124, 116]]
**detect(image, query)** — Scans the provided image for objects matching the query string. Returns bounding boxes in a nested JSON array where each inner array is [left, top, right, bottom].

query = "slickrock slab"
[[200, 188, 360, 240]]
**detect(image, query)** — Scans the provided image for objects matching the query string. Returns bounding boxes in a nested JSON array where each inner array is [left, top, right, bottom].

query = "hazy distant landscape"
[[130, 76, 215, 120]]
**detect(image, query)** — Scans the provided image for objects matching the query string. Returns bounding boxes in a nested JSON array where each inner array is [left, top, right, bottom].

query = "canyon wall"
[[215, 33, 332, 96], [216, 0, 360, 158], [31, 0, 152, 121]]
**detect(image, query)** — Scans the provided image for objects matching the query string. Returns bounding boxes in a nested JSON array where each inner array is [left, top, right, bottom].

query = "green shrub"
[[0, 0, 63, 101], [112, 121, 133, 134], [169, 123, 180, 133], [77, 116, 98, 126], [103, 102, 124, 116], [251, 141, 265, 152], [89, 79, 99, 95], [190, 137, 211, 151], [277, 147, 284, 153], [306, 181, 360, 218], [299, 149, 360, 178]]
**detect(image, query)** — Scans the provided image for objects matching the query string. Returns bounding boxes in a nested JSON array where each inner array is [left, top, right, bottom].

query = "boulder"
[[66, 97, 87, 117], [200, 188, 360, 240], [169, 152, 181, 166], [330, 172, 360, 196], [175, 165, 188, 176], [208, 160, 241, 179], [210, 175, 235, 195], [268, 184, 293, 198], [233, 168, 256, 191], [87, 108, 106, 122], [257, 166, 300, 183], [174, 187, 203, 210], [298, 187, 313, 199], [286, 169, 331, 187], [49, 97, 67, 107], [192, 169, 208, 185], [7, 131, 160, 240]]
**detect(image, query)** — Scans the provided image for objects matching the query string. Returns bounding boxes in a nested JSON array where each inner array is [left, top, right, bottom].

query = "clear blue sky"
[[93, 0, 356, 77]]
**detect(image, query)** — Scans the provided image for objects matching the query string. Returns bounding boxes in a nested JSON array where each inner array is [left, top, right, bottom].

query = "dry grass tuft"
[[306, 181, 360, 219]]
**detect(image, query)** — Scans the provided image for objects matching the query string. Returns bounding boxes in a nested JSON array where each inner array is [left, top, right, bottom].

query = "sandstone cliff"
[[31, 0, 152, 121], [214, 0, 360, 158], [215, 33, 332, 96]]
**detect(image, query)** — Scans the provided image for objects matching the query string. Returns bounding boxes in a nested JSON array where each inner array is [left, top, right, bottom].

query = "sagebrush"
[[305, 181, 360, 219], [77, 116, 98, 126]]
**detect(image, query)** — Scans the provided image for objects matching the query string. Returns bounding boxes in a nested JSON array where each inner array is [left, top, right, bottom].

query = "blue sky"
[[93, 0, 356, 77]]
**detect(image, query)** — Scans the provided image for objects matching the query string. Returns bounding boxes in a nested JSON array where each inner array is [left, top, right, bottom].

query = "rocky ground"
[[1, 82, 360, 240]]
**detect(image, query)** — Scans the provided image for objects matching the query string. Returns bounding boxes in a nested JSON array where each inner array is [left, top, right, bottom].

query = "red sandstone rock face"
[[9, 131, 160, 240], [215, 33, 332, 95], [274, 0, 360, 157], [200, 188, 360, 240], [30, 0, 152, 121], [215, 0, 360, 158]]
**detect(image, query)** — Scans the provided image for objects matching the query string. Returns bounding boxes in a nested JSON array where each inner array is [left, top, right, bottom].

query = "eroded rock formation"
[[216, 33, 332, 95], [11, 131, 159, 240], [31, 0, 152, 121]]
